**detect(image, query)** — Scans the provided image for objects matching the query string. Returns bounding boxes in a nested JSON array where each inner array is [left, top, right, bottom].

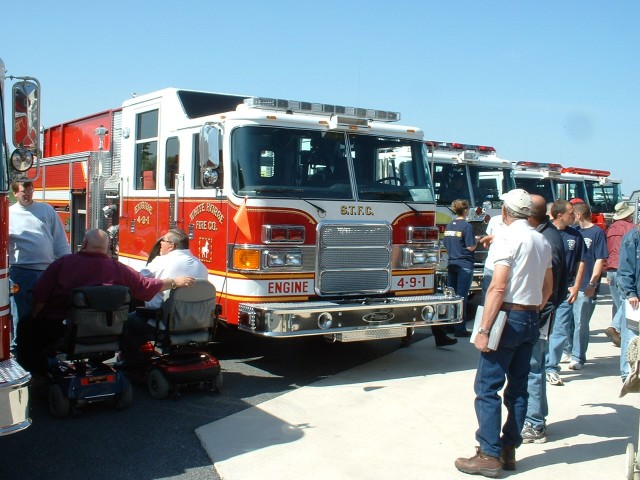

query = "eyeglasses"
[[160, 239, 173, 244]]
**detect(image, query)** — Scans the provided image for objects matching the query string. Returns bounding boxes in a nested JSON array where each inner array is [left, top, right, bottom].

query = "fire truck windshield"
[[231, 126, 434, 203], [585, 180, 622, 214]]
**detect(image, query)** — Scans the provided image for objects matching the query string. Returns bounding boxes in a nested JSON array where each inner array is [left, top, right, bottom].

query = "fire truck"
[[513, 162, 623, 230], [0, 58, 36, 435], [426, 141, 516, 291], [36, 88, 463, 344]]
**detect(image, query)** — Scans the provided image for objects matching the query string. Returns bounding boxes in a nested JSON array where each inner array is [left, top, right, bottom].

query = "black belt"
[[501, 302, 538, 312]]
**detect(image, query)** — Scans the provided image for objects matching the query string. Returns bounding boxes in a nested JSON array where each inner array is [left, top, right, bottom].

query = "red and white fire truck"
[[36, 88, 463, 343], [513, 161, 623, 230], [426, 141, 516, 291], [0, 58, 36, 435]]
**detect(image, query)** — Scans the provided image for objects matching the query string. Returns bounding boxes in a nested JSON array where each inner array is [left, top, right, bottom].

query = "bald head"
[[529, 194, 548, 224], [81, 229, 109, 254]]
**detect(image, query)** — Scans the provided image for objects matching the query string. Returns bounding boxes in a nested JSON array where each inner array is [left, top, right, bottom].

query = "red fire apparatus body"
[[0, 58, 37, 435], [37, 89, 462, 343]]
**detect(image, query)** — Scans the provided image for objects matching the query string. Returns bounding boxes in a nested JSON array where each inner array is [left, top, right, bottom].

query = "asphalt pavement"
[[196, 284, 638, 480]]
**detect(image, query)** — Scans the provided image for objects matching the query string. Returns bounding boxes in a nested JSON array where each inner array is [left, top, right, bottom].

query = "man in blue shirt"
[[565, 203, 608, 370], [545, 200, 586, 386]]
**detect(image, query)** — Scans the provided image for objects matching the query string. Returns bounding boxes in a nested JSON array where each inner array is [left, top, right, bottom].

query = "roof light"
[[561, 167, 611, 177], [244, 97, 400, 122], [425, 141, 496, 154], [515, 161, 564, 172]]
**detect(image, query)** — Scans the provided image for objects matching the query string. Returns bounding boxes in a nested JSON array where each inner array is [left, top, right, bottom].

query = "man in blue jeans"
[[521, 195, 567, 444], [604, 202, 636, 347], [455, 189, 552, 477], [617, 224, 640, 382], [564, 202, 607, 370], [545, 200, 586, 386]]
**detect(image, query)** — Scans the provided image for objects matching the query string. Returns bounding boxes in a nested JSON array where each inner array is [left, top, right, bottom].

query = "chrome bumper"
[[0, 358, 31, 436], [238, 293, 463, 340]]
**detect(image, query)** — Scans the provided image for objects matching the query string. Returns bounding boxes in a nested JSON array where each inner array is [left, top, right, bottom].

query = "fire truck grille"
[[317, 223, 391, 295]]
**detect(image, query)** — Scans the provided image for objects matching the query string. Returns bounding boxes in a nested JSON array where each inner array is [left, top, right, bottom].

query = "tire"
[[115, 380, 134, 409], [627, 443, 637, 480], [214, 371, 223, 392], [400, 328, 414, 348], [148, 369, 170, 400], [48, 384, 71, 419]]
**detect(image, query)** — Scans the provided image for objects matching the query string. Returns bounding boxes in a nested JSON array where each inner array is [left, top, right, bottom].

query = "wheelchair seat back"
[[161, 280, 215, 346], [66, 285, 131, 356]]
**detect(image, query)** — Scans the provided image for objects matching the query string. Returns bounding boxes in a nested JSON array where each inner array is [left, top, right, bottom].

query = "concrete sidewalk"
[[196, 296, 637, 479]]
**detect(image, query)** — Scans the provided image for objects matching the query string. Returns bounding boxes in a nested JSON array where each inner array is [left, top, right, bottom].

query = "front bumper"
[[238, 293, 463, 339]]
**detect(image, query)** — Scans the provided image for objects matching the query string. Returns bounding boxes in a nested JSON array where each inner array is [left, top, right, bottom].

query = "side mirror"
[[199, 123, 220, 169], [12, 78, 40, 151], [199, 124, 221, 187]]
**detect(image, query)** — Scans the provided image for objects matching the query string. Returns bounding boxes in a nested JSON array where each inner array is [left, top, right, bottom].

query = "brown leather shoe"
[[500, 445, 516, 471], [606, 327, 621, 347], [455, 447, 502, 477]]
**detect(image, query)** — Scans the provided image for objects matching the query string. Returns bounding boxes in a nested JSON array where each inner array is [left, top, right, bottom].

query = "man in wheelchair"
[[17, 229, 196, 375], [120, 228, 209, 369]]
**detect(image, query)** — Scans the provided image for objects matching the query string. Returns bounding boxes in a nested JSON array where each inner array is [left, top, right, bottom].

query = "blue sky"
[[2, 1, 638, 194]]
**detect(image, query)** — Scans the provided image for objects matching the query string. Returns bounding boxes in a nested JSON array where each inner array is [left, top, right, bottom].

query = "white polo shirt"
[[491, 219, 552, 306]]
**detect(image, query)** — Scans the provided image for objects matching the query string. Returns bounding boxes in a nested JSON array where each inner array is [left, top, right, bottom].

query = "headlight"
[[264, 250, 303, 268]]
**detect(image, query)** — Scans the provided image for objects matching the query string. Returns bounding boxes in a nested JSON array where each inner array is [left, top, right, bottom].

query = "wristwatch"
[[478, 326, 490, 335], [588, 281, 597, 288]]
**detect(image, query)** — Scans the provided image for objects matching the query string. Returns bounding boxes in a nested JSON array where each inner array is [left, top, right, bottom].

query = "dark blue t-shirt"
[[577, 224, 608, 291], [443, 219, 475, 268], [557, 225, 585, 286]]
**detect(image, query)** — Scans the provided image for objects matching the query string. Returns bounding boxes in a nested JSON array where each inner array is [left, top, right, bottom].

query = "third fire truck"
[[513, 161, 623, 230], [36, 88, 462, 344]]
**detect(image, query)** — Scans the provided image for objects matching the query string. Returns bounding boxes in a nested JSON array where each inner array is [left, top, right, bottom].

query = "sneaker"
[[521, 422, 548, 444], [455, 447, 502, 478], [546, 371, 564, 386], [569, 361, 583, 370], [560, 353, 571, 363]]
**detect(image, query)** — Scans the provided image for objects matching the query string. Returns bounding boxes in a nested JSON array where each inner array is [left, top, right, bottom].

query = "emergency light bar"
[[561, 167, 611, 177], [425, 141, 496, 154], [244, 97, 401, 122], [514, 161, 563, 172]]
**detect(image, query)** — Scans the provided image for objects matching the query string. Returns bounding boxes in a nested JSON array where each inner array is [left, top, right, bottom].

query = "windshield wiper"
[[254, 187, 326, 215]]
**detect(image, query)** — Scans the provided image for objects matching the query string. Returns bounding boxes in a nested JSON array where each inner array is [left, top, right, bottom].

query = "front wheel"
[[148, 368, 170, 400]]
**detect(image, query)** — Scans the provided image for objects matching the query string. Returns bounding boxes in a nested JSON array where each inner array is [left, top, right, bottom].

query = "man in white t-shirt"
[[120, 229, 209, 367]]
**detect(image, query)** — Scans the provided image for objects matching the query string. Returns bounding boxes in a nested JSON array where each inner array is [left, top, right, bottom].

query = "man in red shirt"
[[604, 202, 636, 346]]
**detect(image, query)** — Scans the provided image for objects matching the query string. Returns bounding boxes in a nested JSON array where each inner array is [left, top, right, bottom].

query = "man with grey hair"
[[455, 189, 552, 477], [120, 229, 209, 367]]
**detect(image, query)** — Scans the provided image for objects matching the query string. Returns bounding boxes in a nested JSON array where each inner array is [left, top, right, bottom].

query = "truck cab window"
[[135, 109, 158, 190]]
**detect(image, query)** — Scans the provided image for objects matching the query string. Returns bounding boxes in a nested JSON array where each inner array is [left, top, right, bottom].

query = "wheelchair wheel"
[[148, 368, 170, 400], [215, 371, 223, 392], [48, 384, 71, 418], [115, 380, 133, 410]]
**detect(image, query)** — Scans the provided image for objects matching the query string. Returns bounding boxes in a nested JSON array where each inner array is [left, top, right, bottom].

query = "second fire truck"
[[426, 141, 516, 292], [36, 88, 463, 344]]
